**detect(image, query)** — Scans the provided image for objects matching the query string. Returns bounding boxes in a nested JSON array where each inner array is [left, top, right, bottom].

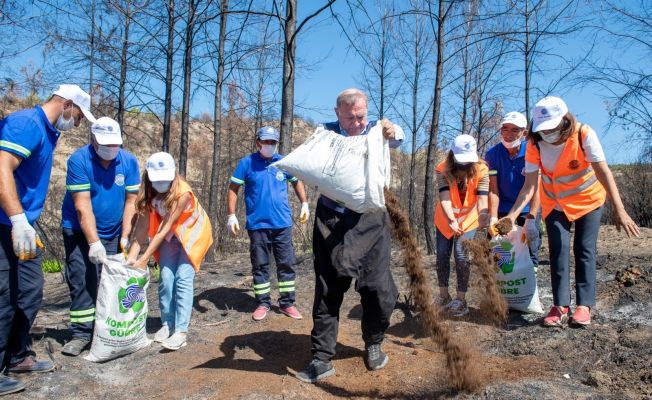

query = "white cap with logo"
[[91, 117, 122, 145], [146, 152, 176, 182], [501, 111, 527, 129], [52, 84, 96, 123], [451, 134, 479, 163], [531, 96, 568, 132]]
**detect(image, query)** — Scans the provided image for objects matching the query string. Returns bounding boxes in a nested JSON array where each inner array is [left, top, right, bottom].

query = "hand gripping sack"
[[272, 124, 390, 213], [86, 254, 151, 362], [491, 226, 544, 314]]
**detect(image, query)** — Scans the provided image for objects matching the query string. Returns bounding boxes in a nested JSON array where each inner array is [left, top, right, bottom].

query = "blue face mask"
[[152, 181, 172, 193], [541, 131, 561, 144]]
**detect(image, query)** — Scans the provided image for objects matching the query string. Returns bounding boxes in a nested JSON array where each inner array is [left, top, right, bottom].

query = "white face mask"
[[55, 108, 75, 131], [501, 138, 521, 149], [152, 181, 172, 193], [541, 131, 562, 144], [96, 145, 119, 160], [259, 144, 277, 158]]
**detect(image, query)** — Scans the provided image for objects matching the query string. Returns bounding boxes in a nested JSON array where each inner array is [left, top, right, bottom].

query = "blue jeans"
[[545, 207, 602, 307], [158, 236, 195, 332], [436, 228, 475, 293]]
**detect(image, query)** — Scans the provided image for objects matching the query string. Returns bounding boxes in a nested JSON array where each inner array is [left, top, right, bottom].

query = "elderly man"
[[60, 117, 140, 356], [0, 85, 94, 395], [485, 111, 541, 267], [296, 88, 403, 383]]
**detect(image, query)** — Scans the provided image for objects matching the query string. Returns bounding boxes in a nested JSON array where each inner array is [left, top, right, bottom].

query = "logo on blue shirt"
[[115, 174, 125, 186]]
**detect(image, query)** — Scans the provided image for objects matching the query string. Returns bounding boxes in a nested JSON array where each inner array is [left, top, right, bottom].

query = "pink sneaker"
[[280, 305, 303, 320], [252, 305, 270, 321], [543, 306, 569, 327], [571, 306, 591, 326]]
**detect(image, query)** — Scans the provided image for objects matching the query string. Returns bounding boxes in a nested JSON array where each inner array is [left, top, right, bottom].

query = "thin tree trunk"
[[117, 0, 131, 127], [162, 0, 175, 152], [423, 0, 446, 255], [408, 23, 419, 230], [524, 0, 530, 120], [179, 0, 196, 176], [279, 0, 297, 155], [207, 0, 228, 258]]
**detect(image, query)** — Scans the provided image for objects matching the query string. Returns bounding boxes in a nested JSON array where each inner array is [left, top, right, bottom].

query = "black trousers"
[[62, 228, 119, 341], [0, 224, 43, 369], [310, 203, 397, 362]]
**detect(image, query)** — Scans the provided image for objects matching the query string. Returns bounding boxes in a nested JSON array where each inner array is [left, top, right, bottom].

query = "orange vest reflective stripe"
[[434, 161, 488, 239], [526, 123, 606, 221], [148, 181, 214, 271]]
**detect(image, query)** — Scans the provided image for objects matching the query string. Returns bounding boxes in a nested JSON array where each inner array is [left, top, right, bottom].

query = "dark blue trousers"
[[545, 207, 602, 307], [248, 227, 296, 308], [62, 228, 119, 341], [0, 224, 43, 369]]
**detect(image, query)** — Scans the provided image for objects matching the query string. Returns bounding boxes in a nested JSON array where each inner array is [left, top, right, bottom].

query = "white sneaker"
[[444, 299, 469, 317], [153, 325, 171, 343], [161, 332, 187, 350]]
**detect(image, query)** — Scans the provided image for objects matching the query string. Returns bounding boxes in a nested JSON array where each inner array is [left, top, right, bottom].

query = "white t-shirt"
[[525, 126, 606, 173]]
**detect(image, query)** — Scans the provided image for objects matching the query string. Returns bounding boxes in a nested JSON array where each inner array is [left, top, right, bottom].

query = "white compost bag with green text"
[[491, 226, 544, 314], [85, 254, 151, 362], [271, 124, 391, 213]]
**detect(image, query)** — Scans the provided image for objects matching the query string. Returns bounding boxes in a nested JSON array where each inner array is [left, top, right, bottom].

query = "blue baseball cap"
[[257, 126, 280, 141]]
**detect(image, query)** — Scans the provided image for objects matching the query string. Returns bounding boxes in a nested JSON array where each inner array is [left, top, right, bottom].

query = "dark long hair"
[[443, 151, 486, 185]]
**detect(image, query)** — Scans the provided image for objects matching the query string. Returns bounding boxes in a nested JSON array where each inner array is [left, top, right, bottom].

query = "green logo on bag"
[[118, 277, 147, 313], [492, 241, 515, 274]]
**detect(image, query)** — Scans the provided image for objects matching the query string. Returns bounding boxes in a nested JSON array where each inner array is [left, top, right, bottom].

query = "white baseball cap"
[[531, 96, 568, 132], [52, 84, 96, 123], [91, 117, 122, 145], [146, 152, 176, 182], [451, 134, 478, 163], [501, 111, 527, 129]]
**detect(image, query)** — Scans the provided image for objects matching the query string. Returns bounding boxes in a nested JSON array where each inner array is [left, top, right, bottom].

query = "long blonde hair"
[[135, 171, 186, 214]]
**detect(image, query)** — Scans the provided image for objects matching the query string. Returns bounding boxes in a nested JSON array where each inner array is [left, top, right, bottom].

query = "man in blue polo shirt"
[[227, 126, 309, 322], [60, 117, 140, 356], [0, 84, 94, 395], [485, 111, 541, 266]]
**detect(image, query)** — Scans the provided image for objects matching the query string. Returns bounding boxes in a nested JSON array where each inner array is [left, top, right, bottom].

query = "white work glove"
[[299, 202, 310, 224], [88, 241, 107, 265], [490, 217, 499, 227], [120, 237, 129, 255], [10, 213, 38, 260], [227, 214, 240, 235]]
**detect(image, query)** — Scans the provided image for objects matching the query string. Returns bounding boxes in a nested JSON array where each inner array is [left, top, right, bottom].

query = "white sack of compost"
[[491, 226, 544, 314], [272, 124, 390, 213], [85, 254, 151, 362]]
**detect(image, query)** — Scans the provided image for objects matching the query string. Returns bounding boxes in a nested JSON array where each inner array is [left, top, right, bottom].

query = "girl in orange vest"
[[507, 97, 639, 327], [434, 134, 490, 317], [127, 152, 213, 350]]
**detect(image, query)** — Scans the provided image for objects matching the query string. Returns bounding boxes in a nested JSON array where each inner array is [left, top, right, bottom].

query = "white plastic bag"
[[85, 254, 151, 362], [491, 226, 543, 314], [272, 124, 390, 213]]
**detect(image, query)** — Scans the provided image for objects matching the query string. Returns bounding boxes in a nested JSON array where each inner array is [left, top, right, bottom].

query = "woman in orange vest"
[[127, 152, 213, 350], [507, 97, 639, 327], [434, 134, 490, 317]]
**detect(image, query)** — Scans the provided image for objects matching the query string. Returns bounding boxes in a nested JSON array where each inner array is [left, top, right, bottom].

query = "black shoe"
[[62, 338, 91, 356], [295, 359, 335, 383], [365, 343, 388, 371], [0, 375, 25, 395]]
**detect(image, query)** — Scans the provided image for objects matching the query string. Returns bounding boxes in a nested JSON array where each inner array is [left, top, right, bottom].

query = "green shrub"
[[42, 259, 63, 273]]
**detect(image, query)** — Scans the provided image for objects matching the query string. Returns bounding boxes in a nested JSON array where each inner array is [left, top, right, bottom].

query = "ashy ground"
[[7, 225, 652, 399]]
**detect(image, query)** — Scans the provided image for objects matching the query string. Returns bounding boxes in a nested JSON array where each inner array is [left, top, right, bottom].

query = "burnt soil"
[[9, 225, 652, 399]]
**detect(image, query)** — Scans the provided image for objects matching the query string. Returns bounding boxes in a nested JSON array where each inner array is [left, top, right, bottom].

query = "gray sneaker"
[[445, 299, 469, 317], [161, 332, 187, 350], [365, 343, 388, 371], [0, 375, 25, 395], [153, 325, 171, 343], [296, 359, 335, 383], [61, 338, 91, 356]]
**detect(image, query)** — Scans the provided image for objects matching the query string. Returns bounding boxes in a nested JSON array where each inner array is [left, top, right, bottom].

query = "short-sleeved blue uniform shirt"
[[230, 152, 298, 231], [61, 145, 141, 239], [0, 106, 60, 225], [484, 142, 530, 214]]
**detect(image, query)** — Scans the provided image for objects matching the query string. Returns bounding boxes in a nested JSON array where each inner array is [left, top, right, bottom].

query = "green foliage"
[[42, 259, 63, 273]]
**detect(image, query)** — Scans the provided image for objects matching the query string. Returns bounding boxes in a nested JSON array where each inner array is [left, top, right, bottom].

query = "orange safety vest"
[[434, 161, 488, 239], [526, 123, 606, 221], [148, 180, 213, 271]]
